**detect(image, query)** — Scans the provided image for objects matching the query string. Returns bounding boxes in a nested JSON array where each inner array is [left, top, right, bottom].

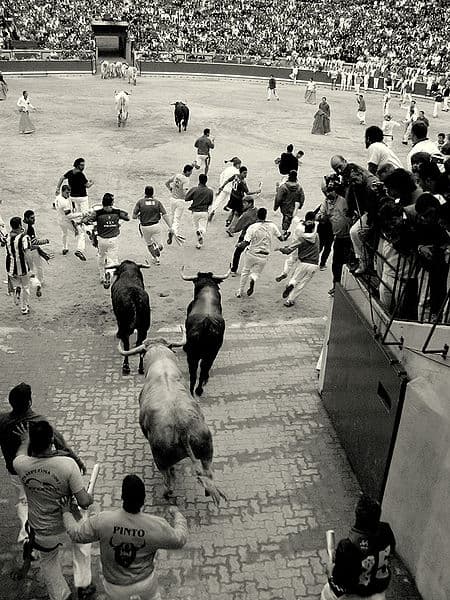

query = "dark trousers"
[[318, 221, 334, 267], [281, 212, 293, 232], [332, 236, 352, 284], [231, 242, 245, 273]]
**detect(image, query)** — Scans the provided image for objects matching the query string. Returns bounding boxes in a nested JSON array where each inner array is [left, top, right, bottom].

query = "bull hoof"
[[138, 366, 144, 375], [163, 489, 174, 500], [195, 386, 204, 396], [122, 366, 130, 375]]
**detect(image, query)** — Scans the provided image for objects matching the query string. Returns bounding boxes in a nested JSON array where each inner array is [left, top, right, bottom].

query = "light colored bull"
[[127, 66, 138, 86], [115, 61, 123, 78], [114, 90, 129, 127], [121, 62, 128, 78], [119, 336, 227, 506], [100, 60, 109, 79], [107, 62, 115, 78]]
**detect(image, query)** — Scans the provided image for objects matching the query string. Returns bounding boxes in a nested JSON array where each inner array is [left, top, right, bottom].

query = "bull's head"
[[106, 260, 150, 284], [180, 265, 231, 285], [109, 535, 145, 568], [117, 325, 186, 356]]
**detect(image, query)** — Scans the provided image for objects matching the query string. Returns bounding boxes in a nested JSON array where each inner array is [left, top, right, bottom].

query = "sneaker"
[[196, 230, 204, 245], [62, 249, 69, 255], [328, 288, 335, 296], [196, 243, 202, 250], [275, 273, 287, 282], [36, 285, 42, 297], [152, 242, 161, 257], [320, 265, 326, 271], [282, 284, 294, 298], [103, 272, 111, 289], [284, 300, 295, 307], [21, 305, 29, 315], [167, 231, 173, 245], [246, 279, 255, 296], [14, 286, 22, 306], [208, 211, 215, 223], [77, 583, 96, 599], [74, 250, 86, 261], [153, 258, 161, 265], [231, 271, 238, 277], [235, 291, 242, 298]]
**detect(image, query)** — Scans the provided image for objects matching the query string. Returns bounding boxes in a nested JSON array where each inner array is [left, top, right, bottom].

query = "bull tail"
[[180, 431, 227, 507]]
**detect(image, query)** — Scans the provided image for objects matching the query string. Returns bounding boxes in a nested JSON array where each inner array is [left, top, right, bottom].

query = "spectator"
[[384, 168, 423, 218], [407, 122, 440, 170], [274, 144, 299, 186]]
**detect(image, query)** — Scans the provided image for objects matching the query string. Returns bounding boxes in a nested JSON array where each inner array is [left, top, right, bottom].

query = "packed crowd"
[[2, 0, 450, 72]]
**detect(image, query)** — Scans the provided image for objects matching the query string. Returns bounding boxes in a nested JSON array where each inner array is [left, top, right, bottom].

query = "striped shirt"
[[5, 232, 31, 277]]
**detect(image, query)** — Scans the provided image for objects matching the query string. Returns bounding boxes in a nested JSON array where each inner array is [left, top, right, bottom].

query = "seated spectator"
[[407, 122, 440, 170], [416, 161, 446, 202]]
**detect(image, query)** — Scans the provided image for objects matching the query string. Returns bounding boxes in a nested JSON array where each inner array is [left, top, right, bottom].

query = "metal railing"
[[0, 48, 94, 61], [355, 239, 449, 358]]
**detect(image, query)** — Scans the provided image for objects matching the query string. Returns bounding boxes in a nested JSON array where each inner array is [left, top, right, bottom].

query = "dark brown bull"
[[119, 336, 226, 506], [181, 266, 230, 396], [109, 260, 151, 375], [171, 101, 189, 132]]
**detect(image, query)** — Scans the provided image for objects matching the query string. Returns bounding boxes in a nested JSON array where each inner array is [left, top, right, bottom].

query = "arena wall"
[[383, 377, 450, 600], [0, 60, 93, 75]]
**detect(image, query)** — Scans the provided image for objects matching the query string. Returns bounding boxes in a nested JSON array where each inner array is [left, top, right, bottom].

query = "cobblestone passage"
[[0, 320, 420, 599]]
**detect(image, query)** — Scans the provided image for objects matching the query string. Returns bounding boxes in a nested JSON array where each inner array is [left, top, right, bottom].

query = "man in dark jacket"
[[229, 196, 258, 275], [275, 145, 299, 187], [274, 170, 305, 239]]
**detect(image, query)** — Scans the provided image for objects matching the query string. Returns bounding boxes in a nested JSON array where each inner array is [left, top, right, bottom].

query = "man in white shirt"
[[406, 122, 440, 170], [208, 156, 241, 222], [165, 164, 193, 242], [54, 184, 86, 257], [13, 420, 94, 600], [236, 207, 284, 297], [61, 474, 188, 600], [365, 126, 403, 175]]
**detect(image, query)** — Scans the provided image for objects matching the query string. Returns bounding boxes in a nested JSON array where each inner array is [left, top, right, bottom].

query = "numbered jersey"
[[330, 522, 396, 597]]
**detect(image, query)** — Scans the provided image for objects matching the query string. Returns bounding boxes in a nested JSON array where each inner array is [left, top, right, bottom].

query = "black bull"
[[181, 267, 230, 395], [172, 101, 189, 132], [110, 260, 151, 375]]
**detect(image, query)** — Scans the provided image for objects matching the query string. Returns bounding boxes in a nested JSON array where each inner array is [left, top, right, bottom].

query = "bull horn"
[[180, 266, 196, 281], [105, 263, 121, 270], [168, 325, 186, 348], [215, 267, 232, 281], [118, 340, 148, 356], [134, 263, 151, 269]]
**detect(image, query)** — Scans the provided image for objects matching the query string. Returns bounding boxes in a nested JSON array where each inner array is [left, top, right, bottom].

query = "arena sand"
[[0, 75, 440, 333]]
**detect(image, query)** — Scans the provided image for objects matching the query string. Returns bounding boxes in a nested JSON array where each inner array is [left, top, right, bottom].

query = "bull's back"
[[185, 314, 225, 354], [111, 280, 150, 334]]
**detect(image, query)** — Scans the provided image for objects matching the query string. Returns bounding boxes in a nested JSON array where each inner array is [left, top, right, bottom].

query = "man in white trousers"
[[54, 185, 86, 257], [82, 193, 129, 289], [13, 420, 95, 600], [55, 158, 94, 261], [277, 211, 320, 307], [236, 207, 283, 298], [23, 209, 52, 297], [165, 164, 193, 243], [185, 173, 214, 249], [208, 156, 241, 222], [61, 474, 188, 600]]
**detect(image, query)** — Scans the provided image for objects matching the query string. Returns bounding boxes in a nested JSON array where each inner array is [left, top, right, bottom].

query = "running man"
[[23, 209, 52, 297], [55, 158, 94, 261], [193, 128, 215, 175], [208, 156, 241, 222], [53, 184, 86, 258], [236, 207, 283, 297], [218, 165, 261, 233], [132, 186, 174, 265], [5, 216, 33, 315], [82, 193, 129, 288], [165, 164, 193, 242], [185, 173, 214, 249]]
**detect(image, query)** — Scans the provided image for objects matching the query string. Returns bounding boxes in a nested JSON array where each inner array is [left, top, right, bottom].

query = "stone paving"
[[0, 319, 420, 600]]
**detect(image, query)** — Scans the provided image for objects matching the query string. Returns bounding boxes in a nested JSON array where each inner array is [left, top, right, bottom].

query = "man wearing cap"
[[208, 157, 241, 222], [61, 474, 188, 600]]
